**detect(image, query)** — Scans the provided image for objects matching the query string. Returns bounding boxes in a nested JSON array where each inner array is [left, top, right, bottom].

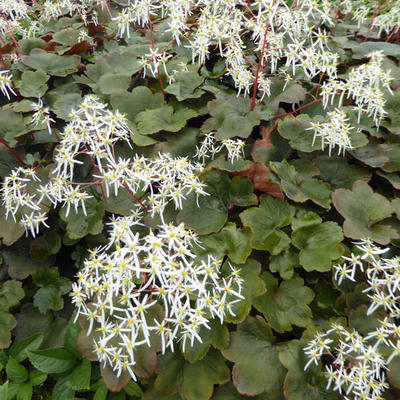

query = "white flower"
[[70, 216, 243, 380], [0, 70, 16, 100]]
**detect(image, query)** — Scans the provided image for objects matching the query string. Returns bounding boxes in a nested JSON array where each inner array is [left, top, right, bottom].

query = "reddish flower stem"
[[148, 13, 167, 101], [251, 24, 270, 111], [0, 137, 26, 166], [274, 99, 322, 119], [122, 183, 149, 213]]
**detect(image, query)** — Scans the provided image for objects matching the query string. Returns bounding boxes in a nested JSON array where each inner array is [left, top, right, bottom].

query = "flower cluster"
[[320, 51, 394, 127], [305, 239, 400, 400], [31, 99, 55, 134], [71, 216, 243, 379], [1, 96, 207, 236], [307, 108, 354, 156], [0, 167, 49, 236], [304, 323, 389, 400], [195, 131, 245, 165]]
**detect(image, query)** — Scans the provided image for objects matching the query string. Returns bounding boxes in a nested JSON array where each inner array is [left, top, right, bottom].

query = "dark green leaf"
[[60, 197, 105, 240], [202, 96, 260, 140], [291, 216, 344, 272], [28, 348, 77, 374], [182, 319, 229, 362], [9, 333, 44, 363], [165, 70, 204, 101], [332, 180, 397, 244], [68, 359, 91, 390], [29, 369, 47, 386], [222, 259, 266, 323], [270, 160, 331, 209], [0, 312, 17, 349], [155, 349, 230, 400], [22, 49, 80, 77], [240, 195, 294, 254], [135, 106, 196, 135], [222, 316, 286, 398], [6, 356, 29, 383], [254, 272, 314, 332], [194, 222, 252, 265], [15, 70, 49, 98]]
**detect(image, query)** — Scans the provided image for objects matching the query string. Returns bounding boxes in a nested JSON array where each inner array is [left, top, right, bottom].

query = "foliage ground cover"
[[0, 1, 400, 400]]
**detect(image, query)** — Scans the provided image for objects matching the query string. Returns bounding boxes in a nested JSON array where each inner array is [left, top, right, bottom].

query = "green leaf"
[[182, 319, 229, 362], [267, 79, 307, 111], [177, 170, 229, 235], [124, 381, 144, 397], [6, 356, 29, 383], [28, 348, 77, 374], [270, 160, 331, 209], [378, 171, 400, 190], [9, 333, 44, 363], [22, 49, 81, 76], [52, 374, 75, 400], [63, 313, 82, 357], [93, 381, 108, 400], [315, 156, 371, 189], [52, 93, 82, 121], [277, 114, 320, 152], [135, 106, 196, 135], [279, 340, 338, 400], [165, 70, 204, 101], [95, 73, 132, 95], [0, 107, 29, 146], [52, 28, 80, 47], [381, 143, 400, 173], [254, 272, 314, 332], [222, 259, 266, 323], [194, 222, 252, 265], [0, 206, 24, 246], [291, 217, 344, 272], [0, 312, 17, 349], [349, 141, 389, 168], [15, 70, 49, 98], [222, 316, 286, 398], [29, 369, 47, 386], [68, 359, 91, 390], [155, 349, 230, 400], [0, 280, 24, 310], [332, 180, 397, 244], [19, 38, 46, 55], [2, 239, 52, 279], [16, 382, 33, 400], [202, 96, 260, 140], [60, 197, 105, 240], [110, 87, 165, 120], [352, 41, 400, 59], [385, 92, 400, 132], [13, 304, 53, 343], [30, 228, 61, 260], [226, 176, 258, 207], [269, 247, 299, 280], [349, 305, 385, 336], [239, 195, 294, 254], [0, 382, 8, 399], [33, 267, 70, 313]]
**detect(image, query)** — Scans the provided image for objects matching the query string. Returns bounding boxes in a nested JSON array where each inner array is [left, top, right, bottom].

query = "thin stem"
[[122, 183, 149, 213], [251, 24, 270, 111], [0, 137, 26, 166], [148, 13, 167, 101], [274, 99, 322, 119]]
